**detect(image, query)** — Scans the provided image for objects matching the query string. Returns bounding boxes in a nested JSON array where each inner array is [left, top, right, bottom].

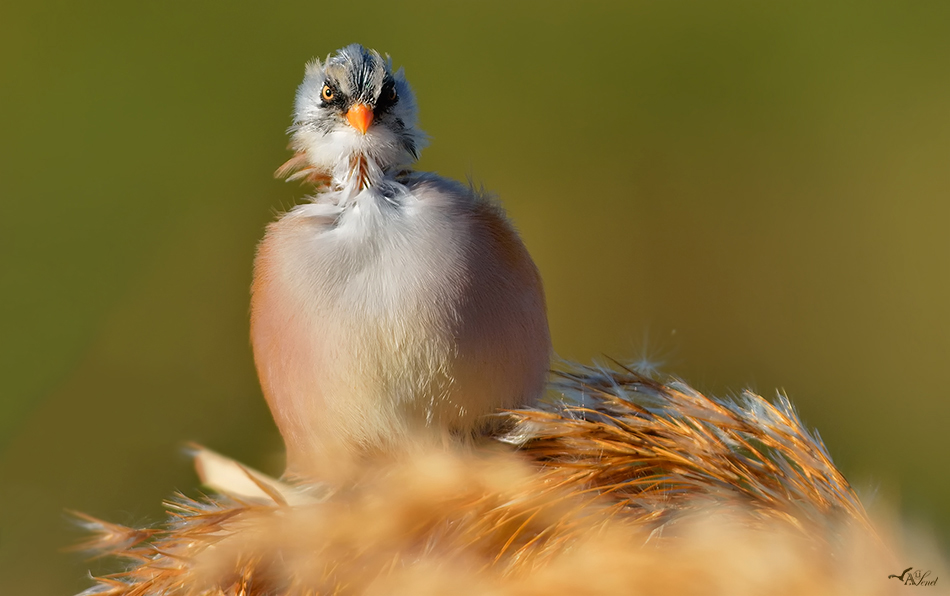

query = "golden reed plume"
[[72, 364, 942, 596]]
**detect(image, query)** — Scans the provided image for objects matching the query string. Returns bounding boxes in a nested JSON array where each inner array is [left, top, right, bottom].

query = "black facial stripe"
[[400, 125, 418, 158], [374, 78, 399, 116], [320, 81, 347, 109], [404, 139, 418, 159]]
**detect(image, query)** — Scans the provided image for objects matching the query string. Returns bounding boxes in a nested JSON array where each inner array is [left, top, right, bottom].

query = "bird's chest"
[[324, 206, 466, 320], [274, 198, 472, 374]]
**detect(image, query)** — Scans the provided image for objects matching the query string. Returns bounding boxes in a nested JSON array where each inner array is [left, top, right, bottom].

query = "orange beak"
[[345, 103, 373, 135]]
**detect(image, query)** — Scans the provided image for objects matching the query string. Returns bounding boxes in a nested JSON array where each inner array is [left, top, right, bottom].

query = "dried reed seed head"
[[75, 364, 915, 596], [74, 451, 902, 596], [503, 363, 874, 540]]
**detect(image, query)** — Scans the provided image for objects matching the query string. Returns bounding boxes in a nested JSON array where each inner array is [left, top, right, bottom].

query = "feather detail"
[[274, 150, 332, 187]]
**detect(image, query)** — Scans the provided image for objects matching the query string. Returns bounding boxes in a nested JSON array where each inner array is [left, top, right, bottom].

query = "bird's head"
[[279, 44, 426, 191]]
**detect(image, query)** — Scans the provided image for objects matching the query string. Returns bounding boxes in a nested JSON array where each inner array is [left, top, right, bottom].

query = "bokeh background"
[[2, 1, 948, 593]]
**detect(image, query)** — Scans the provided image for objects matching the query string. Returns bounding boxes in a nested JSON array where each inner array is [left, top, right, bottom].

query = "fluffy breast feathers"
[[251, 175, 550, 471]]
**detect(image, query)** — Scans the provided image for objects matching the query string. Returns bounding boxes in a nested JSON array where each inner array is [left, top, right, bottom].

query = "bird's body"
[[251, 45, 550, 470]]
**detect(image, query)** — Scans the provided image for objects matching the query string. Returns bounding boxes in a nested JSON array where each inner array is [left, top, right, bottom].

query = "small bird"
[[251, 44, 551, 472]]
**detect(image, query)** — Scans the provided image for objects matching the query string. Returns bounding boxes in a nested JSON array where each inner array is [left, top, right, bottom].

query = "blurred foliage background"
[[1, 0, 948, 593]]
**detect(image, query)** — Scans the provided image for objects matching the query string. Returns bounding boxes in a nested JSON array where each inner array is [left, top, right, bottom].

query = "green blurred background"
[[2, 0, 948, 593]]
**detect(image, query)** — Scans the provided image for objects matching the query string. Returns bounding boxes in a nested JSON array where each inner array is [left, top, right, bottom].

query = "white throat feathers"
[[276, 43, 427, 201]]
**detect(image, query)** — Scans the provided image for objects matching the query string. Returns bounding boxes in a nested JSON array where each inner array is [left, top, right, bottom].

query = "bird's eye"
[[321, 84, 334, 102], [378, 81, 397, 107]]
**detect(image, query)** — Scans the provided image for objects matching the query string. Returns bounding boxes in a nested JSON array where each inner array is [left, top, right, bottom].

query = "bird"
[[250, 44, 551, 473]]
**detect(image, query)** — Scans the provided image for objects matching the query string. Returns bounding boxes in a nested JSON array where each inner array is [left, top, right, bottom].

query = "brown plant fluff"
[[74, 365, 942, 596], [503, 363, 874, 541]]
